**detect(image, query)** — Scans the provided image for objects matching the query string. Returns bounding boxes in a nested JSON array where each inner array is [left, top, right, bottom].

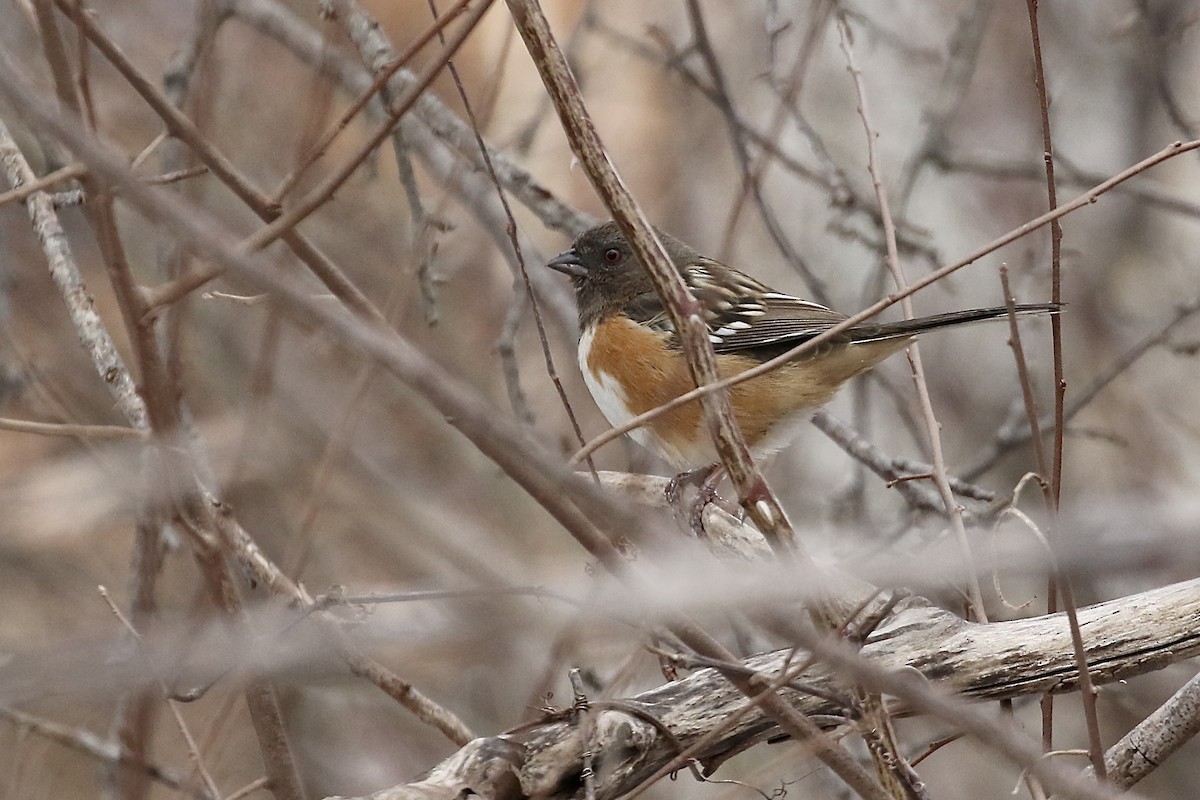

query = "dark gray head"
[[547, 221, 698, 328]]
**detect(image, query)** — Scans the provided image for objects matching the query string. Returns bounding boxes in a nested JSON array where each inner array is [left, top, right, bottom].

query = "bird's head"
[[548, 221, 697, 327]]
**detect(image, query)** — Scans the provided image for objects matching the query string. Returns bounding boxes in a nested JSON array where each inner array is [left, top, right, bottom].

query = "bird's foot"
[[666, 464, 733, 536]]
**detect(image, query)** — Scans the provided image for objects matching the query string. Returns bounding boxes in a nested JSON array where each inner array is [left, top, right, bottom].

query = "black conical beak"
[[547, 248, 587, 278]]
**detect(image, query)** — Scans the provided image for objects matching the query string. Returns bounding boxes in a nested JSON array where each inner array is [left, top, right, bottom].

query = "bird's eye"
[[603, 248, 622, 264]]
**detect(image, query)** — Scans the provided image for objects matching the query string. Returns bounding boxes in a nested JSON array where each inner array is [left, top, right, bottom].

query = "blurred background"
[[1, 0, 1198, 797]]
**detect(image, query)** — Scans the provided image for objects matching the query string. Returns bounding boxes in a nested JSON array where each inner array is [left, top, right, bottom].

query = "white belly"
[[578, 325, 636, 428], [576, 324, 698, 466]]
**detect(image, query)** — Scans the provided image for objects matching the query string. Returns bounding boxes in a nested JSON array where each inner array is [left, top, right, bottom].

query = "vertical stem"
[[1025, 0, 1106, 781]]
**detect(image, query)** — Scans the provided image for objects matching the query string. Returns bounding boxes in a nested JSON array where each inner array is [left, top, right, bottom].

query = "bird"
[[548, 221, 1054, 485]]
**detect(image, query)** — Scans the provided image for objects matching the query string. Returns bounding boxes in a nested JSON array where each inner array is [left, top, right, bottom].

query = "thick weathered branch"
[[328, 579, 1200, 799]]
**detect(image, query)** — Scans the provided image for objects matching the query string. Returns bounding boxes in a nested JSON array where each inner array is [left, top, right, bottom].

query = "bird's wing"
[[684, 260, 849, 353], [623, 258, 851, 353]]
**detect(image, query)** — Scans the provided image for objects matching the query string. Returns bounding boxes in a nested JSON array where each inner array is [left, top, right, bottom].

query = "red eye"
[[603, 248, 621, 264]]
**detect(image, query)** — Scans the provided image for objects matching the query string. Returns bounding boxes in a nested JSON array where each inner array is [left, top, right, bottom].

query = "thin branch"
[[937, 151, 1200, 220], [27, 7, 310, 795], [1025, 0, 1104, 775], [810, 411, 996, 516], [585, 12, 934, 272], [0, 160, 85, 205], [0, 118, 149, 429], [683, 0, 828, 305], [271, 0, 474, 202], [233, 0, 593, 237], [0, 37, 647, 609], [723, 3, 842, 255], [206, 498, 476, 746], [0, 416, 148, 439], [52, 0, 384, 326], [891, 0, 995, 208]]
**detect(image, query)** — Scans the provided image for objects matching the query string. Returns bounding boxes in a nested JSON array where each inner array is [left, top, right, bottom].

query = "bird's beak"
[[547, 248, 587, 278]]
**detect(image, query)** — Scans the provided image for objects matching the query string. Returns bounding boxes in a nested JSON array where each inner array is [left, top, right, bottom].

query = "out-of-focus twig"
[[0, 416, 148, 439], [0, 706, 213, 800]]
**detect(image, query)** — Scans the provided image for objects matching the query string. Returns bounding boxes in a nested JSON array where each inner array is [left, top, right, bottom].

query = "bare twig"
[[142, 164, 208, 185], [937, 151, 1200, 220], [683, 0, 828, 305], [568, 669, 597, 800], [237, 0, 591, 236], [0, 160, 85, 205], [586, 12, 934, 273], [205, 498, 476, 746], [0, 416, 148, 439], [272, 0, 474, 201], [1024, 0, 1105, 776], [0, 118, 149, 429], [25, 7, 309, 794], [835, 18, 957, 795], [724, 3, 842, 254], [891, 0, 995, 208], [225, 0, 580, 336], [0, 41, 646, 612], [811, 411, 996, 515]]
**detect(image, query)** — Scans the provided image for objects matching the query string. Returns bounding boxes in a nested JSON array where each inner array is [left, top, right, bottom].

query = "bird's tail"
[[848, 303, 1059, 343]]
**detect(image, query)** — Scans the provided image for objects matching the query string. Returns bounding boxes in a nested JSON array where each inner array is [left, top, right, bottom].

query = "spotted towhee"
[[549, 221, 1055, 471]]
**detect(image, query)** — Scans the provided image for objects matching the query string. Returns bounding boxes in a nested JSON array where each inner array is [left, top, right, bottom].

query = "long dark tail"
[[848, 303, 1059, 343]]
